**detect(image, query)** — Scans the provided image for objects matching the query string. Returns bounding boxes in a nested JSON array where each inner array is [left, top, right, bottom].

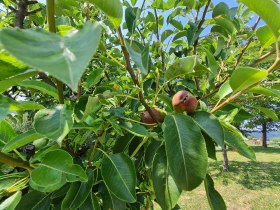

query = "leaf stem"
[[0, 152, 33, 170], [47, 0, 64, 104], [130, 137, 149, 158]]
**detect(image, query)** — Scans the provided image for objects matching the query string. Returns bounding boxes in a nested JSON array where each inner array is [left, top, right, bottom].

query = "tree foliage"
[[0, 0, 279, 209]]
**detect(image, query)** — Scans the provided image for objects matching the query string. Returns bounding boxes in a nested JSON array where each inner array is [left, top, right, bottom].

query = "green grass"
[[154, 145, 280, 210]]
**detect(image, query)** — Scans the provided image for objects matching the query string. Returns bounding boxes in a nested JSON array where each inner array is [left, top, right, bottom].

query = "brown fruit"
[[141, 107, 166, 126], [172, 90, 198, 113]]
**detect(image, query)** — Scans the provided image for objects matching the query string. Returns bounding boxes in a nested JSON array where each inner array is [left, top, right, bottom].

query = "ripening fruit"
[[172, 90, 198, 113], [141, 107, 166, 126]]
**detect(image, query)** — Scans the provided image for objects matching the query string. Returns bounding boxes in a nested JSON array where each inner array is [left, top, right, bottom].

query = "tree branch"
[[117, 27, 160, 122], [210, 58, 280, 113], [193, 0, 211, 55], [233, 17, 261, 70]]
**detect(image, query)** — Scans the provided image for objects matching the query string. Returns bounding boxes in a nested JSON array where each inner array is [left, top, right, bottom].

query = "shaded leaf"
[[101, 153, 136, 203], [0, 191, 22, 210]]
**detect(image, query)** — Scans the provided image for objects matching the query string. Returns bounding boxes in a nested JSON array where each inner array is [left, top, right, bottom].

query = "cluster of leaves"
[[0, 0, 279, 209]]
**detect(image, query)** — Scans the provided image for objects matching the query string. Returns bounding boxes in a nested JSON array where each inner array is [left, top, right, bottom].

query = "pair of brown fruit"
[[141, 90, 198, 125]]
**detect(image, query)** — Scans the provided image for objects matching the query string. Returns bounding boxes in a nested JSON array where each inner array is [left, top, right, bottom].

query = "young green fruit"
[[172, 90, 198, 113], [141, 107, 166, 126]]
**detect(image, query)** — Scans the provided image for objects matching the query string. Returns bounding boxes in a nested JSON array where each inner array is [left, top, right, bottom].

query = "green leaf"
[[120, 122, 149, 137], [62, 170, 95, 210], [161, 29, 173, 42], [0, 23, 102, 91], [255, 106, 278, 122], [0, 71, 38, 94], [214, 17, 236, 35], [152, 146, 181, 210], [256, 26, 276, 47], [247, 86, 280, 98], [192, 111, 224, 147], [19, 80, 58, 100], [222, 122, 256, 160], [101, 153, 136, 203], [0, 96, 44, 122], [218, 80, 233, 100], [2, 129, 44, 153], [0, 120, 16, 144], [151, 0, 176, 10], [101, 184, 126, 210], [34, 105, 73, 145], [80, 192, 101, 210], [92, 0, 123, 28], [30, 149, 88, 193], [212, 2, 230, 18], [238, 0, 280, 37], [164, 56, 196, 81], [204, 48, 218, 80], [0, 51, 29, 80], [203, 134, 217, 160], [229, 67, 268, 93], [125, 40, 150, 75], [204, 174, 226, 210], [125, 7, 137, 34], [0, 191, 21, 210], [162, 114, 208, 191], [16, 191, 51, 210]]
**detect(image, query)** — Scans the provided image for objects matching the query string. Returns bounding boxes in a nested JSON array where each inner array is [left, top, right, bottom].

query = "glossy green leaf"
[[0, 71, 38, 94], [0, 23, 102, 91], [255, 107, 278, 122], [144, 140, 161, 168], [0, 191, 21, 210], [125, 40, 150, 75], [162, 114, 208, 191], [92, 0, 123, 28], [16, 191, 51, 210], [62, 170, 95, 210], [84, 68, 104, 89], [101, 153, 136, 203], [238, 0, 280, 37], [203, 134, 217, 160], [165, 56, 196, 81], [152, 146, 181, 210], [2, 129, 44, 153], [151, 0, 176, 10], [222, 122, 256, 160], [30, 149, 88, 193], [248, 86, 280, 98], [214, 17, 236, 35], [0, 51, 29, 80], [218, 80, 233, 100], [34, 105, 73, 145], [0, 120, 16, 144], [229, 67, 268, 93], [256, 26, 275, 47], [79, 192, 101, 210], [125, 7, 137, 34], [101, 184, 126, 210], [120, 122, 149, 137], [19, 80, 58, 100], [192, 111, 224, 147], [204, 48, 218, 80], [204, 174, 226, 210], [212, 2, 230, 18], [161, 29, 173, 42]]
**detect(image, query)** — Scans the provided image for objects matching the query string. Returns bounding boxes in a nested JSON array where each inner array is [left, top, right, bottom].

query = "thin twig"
[[233, 17, 261, 70], [250, 49, 276, 67]]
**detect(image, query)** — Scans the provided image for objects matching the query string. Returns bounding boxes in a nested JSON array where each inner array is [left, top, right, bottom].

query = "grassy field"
[[155, 144, 280, 210]]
